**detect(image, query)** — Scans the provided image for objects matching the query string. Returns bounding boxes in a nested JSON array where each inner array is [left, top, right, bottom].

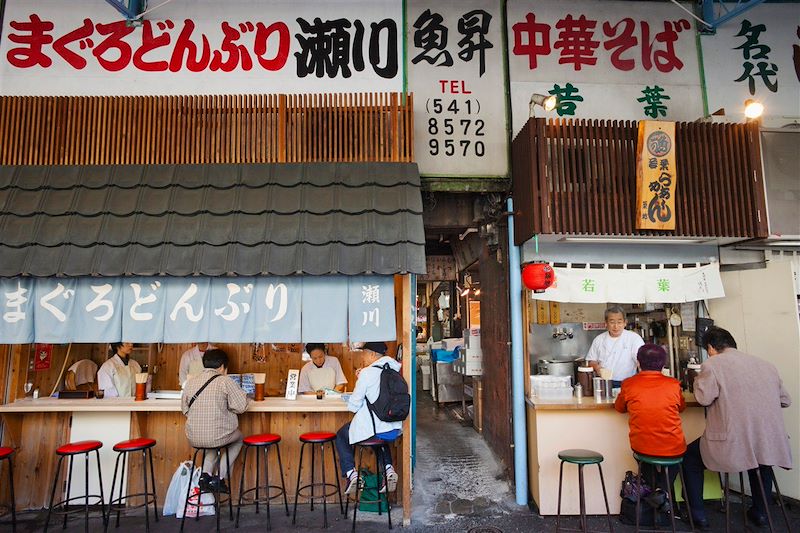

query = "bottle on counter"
[[574, 383, 583, 401], [686, 360, 702, 393], [577, 366, 594, 396]]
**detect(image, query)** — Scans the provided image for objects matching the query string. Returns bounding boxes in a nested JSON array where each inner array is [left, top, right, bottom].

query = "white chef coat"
[[298, 355, 347, 393], [97, 354, 142, 398], [179, 344, 216, 387], [585, 329, 644, 381], [67, 359, 98, 386]]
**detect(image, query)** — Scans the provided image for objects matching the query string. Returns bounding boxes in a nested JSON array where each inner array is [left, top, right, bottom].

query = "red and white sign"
[[34, 343, 52, 371]]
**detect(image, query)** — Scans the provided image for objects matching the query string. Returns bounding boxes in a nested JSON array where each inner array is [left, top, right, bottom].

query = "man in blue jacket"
[[335, 342, 402, 495]]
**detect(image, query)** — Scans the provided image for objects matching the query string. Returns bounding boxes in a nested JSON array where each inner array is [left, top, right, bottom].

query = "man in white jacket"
[[335, 342, 402, 495]]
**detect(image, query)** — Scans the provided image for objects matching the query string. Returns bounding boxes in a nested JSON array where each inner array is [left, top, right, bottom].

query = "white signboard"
[[407, 0, 508, 177], [0, 0, 402, 95], [507, 0, 703, 135], [701, 3, 800, 126], [285, 369, 300, 400]]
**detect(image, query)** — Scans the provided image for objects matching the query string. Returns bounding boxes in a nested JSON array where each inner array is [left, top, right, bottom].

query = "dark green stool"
[[556, 449, 613, 533], [632, 452, 693, 533]]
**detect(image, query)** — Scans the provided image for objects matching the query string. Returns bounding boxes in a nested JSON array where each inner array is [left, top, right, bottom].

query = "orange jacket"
[[614, 371, 687, 457]]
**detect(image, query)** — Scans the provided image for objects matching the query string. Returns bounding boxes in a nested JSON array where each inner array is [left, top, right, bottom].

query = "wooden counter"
[[528, 391, 701, 410]]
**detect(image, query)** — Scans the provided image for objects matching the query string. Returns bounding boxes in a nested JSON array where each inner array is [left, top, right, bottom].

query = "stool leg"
[[148, 448, 159, 522], [596, 463, 613, 533], [753, 468, 774, 533], [379, 446, 392, 529], [310, 442, 317, 513], [198, 449, 207, 523], [255, 445, 261, 515], [214, 450, 222, 533], [556, 460, 564, 533], [235, 445, 249, 528], [142, 450, 150, 533], [180, 450, 199, 533], [275, 443, 289, 516], [330, 441, 344, 516], [44, 455, 65, 533], [739, 472, 746, 530], [351, 445, 364, 533], [578, 464, 587, 533], [724, 473, 730, 533], [663, 465, 676, 533], [292, 442, 306, 525], [7, 457, 16, 533], [635, 461, 642, 533], [375, 448, 383, 516], [771, 474, 791, 532], [84, 453, 90, 533], [264, 446, 271, 529], [321, 442, 329, 528], [677, 465, 694, 532], [116, 451, 127, 527], [95, 449, 106, 527], [104, 452, 123, 533], [64, 455, 75, 530], [225, 445, 233, 521]]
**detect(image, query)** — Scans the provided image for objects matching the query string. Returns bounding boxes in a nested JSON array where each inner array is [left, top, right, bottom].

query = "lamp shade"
[[522, 263, 555, 292]]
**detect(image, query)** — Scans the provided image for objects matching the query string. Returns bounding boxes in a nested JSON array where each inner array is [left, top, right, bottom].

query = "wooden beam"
[[400, 274, 413, 525]]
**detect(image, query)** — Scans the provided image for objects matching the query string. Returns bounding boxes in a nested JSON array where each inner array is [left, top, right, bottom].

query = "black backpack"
[[366, 363, 410, 432]]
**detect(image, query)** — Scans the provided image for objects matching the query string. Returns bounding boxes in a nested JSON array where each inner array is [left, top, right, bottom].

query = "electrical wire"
[[669, 0, 713, 28], [135, 0, 177, 20]]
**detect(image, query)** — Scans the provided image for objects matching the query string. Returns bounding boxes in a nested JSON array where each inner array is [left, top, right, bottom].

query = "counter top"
[[527, 392, 701, 411], [0, 396, 351, 413]]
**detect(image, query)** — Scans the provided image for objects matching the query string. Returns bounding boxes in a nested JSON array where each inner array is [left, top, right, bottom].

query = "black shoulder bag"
[[187, 373, 222, 410]]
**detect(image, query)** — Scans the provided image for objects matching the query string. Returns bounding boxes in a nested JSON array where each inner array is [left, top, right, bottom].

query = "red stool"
[[105, 438, 158, 533], [44, 440, 106, 533], [292, 431, 344, 529], [235, 433, 289, 530], [0, 447, 15, 533]]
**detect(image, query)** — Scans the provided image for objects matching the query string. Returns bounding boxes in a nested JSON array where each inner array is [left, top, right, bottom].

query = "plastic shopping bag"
[[163, 461, 192, 517], [181, 467, 215, 518]]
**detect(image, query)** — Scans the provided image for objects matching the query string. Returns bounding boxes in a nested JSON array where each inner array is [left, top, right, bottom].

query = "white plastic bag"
[[163, 461, 192, 517], [181, 467, 215, 518]]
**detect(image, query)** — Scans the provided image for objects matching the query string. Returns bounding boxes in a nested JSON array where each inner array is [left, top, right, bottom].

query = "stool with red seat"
[[235, 433, 289, 530], [105, 437, 158, 533], [292, 431, 344, 529], [44, 440, 106, 533], [0, 447, 15, 533]]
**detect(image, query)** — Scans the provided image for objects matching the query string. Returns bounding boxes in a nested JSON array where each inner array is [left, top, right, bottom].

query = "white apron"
[[307, 366, 336, 391], [113, 363, 135, 398]]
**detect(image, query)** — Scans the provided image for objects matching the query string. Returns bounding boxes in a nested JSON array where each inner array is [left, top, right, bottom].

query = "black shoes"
[[198, 472, 230, 494], [747, 507, 769, 527]]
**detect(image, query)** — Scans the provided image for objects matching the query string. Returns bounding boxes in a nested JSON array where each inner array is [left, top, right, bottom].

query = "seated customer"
[[615, 344, 686, 495], [181, 348, 249, 493], [298, 343, 348, 394], [335, 342, 401, 495]]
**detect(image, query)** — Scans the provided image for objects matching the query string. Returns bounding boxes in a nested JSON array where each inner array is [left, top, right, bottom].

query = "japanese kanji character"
[[642, 20, 689, 73], [170, 283, 204, 323], [169, 20, 212, 73], [361, 285, 380, 304], [735, 61, 779, 94], [295, 17, 356, 78], [554, 15, 599, 70], [39, 283, 75, 323], [93, 20, 134, 71], [512, 13, 551, 69], [659, 159, 669, 171], [548, 82, 584, 116], [265, 283, 288, 322], [647, 194, 671, 223], [86, 284, 114, 321], [649, 181, 661, 193], [214, 282, 253, 321], [362, 308, 380, 327], [458, 9, 493, 77], [648, 157, 658, 169], [253, 21, 290, 71], [7, 15, 55, 68], [133, 20, 174, 72], [3, 282, 29, 323], [603, 18, 637, 71], [210, 21, 253, 72], [637, 85, 671, 118], [411, 9, 453, 67], [52, 18, 94, 69], [129, 281, 161, 321], [368, 19, 398, 79], [734, 20, 771, 60]]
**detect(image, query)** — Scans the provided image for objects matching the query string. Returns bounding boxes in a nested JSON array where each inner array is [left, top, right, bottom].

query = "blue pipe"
[[507, 198, 528, 506], [410, 274, 418, 469]]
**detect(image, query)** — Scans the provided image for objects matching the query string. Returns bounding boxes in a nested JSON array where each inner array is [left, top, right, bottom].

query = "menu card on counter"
[[285, 369, 300, 400]]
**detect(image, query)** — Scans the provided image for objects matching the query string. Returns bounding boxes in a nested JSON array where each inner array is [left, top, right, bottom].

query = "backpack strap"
[[365, 363, 391, 436], [187, 373, 222, 410]]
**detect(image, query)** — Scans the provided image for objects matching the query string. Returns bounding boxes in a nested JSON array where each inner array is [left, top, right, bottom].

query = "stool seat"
[[357, 437, 386, 447], [299, 431, 336, 443], [113, 438, 156, 452], [633, 452, 683, 466], [243, 433, 281, 446], [0, 446, 12, 459], [57, 440, 103, 455], [558, 448, 603, 464]]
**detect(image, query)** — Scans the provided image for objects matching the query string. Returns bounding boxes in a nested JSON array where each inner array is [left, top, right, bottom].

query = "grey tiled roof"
[[0, 163, 425, 277]]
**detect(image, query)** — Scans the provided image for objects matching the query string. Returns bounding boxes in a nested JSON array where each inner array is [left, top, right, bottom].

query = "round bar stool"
[[235, 433, 289, 530], [722, 468, 791, 533], [292, 431, 344, 529], [105, 438, 158, 533], [345, 437, 393, 532], [180, 443, 235, 533], [555, 449, 613, 533], [0, 447, 15, 533], [632, 452, 694, 533], [44, 440, 106, 533]]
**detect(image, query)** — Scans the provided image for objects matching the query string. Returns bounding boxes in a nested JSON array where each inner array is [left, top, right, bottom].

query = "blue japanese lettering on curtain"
[[302, 276, 348, 343]]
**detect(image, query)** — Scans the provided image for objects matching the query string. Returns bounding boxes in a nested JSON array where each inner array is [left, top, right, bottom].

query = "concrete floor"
[[5, 378, 799, 531]]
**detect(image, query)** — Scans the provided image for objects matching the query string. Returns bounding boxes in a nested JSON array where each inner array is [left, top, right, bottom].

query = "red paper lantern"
[[522, 263, 555, 293]]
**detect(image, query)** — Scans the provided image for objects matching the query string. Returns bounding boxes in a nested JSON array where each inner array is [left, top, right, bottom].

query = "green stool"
[[556, 449, 613, 533], [632, 452, 693, 533]]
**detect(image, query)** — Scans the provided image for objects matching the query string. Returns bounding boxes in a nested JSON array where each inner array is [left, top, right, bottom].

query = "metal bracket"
[[103, 0, 146, 21], [700, 0, 768, 34]]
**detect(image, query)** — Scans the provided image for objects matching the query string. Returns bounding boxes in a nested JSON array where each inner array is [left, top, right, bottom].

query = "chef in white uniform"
[[97, 342, 142, 398], [179, 342, 215, 387], [585, 306, 644, 386], [298, 343, 348, 394]]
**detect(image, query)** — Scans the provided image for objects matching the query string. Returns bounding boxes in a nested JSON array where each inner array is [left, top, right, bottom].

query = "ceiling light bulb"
[[474, 289, 481, 296], [744, 99, 764, 119], [461, 288, 470, 297]]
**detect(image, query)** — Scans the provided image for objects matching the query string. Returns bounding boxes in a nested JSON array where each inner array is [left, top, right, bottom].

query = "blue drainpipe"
[[507, 198, 528, 506]]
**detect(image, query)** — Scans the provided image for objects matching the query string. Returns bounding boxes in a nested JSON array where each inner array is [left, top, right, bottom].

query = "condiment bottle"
[[686, 363, 702, 393], [577, 366, 594, 396], [574, 383, 583, 400]]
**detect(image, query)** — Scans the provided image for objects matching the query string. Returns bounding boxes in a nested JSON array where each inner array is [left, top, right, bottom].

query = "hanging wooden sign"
[[636, 120, 677, 230]]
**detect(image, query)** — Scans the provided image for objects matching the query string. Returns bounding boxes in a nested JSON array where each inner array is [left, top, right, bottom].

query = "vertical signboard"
[[407, 0, 508, 178], [635, 121, 677, 230], [507, 0, 702, 135], [700, 3, 800, 126]]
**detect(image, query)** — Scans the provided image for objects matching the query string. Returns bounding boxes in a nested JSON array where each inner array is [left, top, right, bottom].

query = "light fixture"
[[474, 289, 481, 296], [559, 237, 708, 244], [529, 93, 557, 117], [744, 99, 764, 120], [460, 286, 470, 297]]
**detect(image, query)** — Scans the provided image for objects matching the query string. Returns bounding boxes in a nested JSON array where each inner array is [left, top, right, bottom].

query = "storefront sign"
[[0, 275, 396, 343], [635, 120, 677, 230], [531, 263, 724, 303], [407, 0, 508, 178], [34, 343, 52, 371], [506, 0, 702, 134], [0, 0, 402, 95], [700, 3, 800, 125]]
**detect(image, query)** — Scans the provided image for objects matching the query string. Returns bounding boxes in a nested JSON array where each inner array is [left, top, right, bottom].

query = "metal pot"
[[539, 359, 576, 377]]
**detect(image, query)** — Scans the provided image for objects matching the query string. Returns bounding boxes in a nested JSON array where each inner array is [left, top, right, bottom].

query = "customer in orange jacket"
[[615, 344, 686, 491]]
